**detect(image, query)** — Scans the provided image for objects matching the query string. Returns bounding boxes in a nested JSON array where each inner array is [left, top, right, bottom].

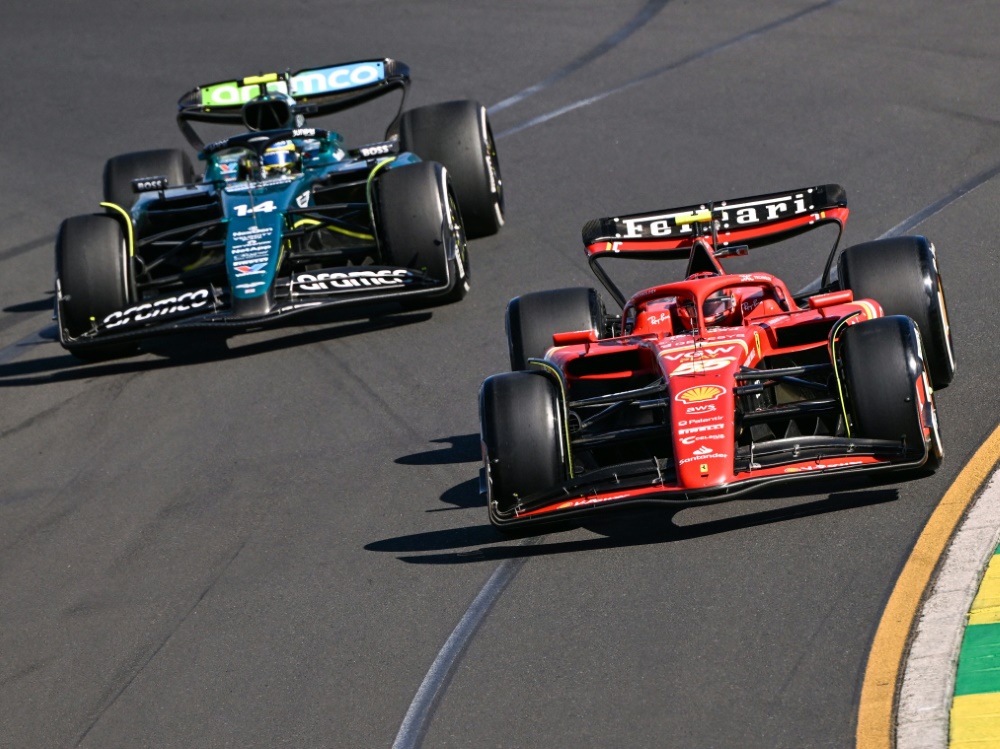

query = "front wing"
[[57, 264, 456, 349], [486, 435, 931, 528]]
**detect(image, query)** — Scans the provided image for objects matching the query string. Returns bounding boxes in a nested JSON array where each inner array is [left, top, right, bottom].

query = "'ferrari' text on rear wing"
[[582, 183, 848, 255]]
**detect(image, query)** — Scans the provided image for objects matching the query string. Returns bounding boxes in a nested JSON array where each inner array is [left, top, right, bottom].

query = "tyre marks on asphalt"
[[797, 160, 1000, 296], [495, 0, 844, 140], [876, 160, 1000, 240], [0, 234, 53, 263], [488, 0, 671, 114], [72, 538, 249, 748]]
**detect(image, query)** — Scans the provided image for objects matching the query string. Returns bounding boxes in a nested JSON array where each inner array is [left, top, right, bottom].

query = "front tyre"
[[840, 316, 941, 470], [838, 235, 955, 388], [375, 161, 469, 304], [480, 371, 567, 525], [399, 100, 504, 239], [56, 214, 138, 359]]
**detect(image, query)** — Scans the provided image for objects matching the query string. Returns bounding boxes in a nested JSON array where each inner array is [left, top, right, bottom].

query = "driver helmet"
[[676, 289, 737, 330], [262, 140, 299, 176]]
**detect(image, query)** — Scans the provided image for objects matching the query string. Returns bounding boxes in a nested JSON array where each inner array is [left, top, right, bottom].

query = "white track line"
[[391, 545, 539, 749]]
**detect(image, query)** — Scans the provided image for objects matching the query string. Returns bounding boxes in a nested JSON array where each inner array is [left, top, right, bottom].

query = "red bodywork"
[[489, 185, 938, 526], [521, 279, 891, 520]]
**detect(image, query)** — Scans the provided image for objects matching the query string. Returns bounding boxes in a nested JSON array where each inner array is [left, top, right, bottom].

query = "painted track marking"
[[856, 425, 1000, 749], [391, 541, 540, 749]]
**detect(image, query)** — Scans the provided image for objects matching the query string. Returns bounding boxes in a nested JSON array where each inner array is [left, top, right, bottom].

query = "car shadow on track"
[[396, 434, 483, 511], [3, 297, 54, 314], [365, 484, 902, 564], [396, 434, 481, 466], [0, 307, 433, 385]]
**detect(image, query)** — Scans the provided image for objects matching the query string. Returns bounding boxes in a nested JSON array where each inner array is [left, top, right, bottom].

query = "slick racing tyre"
[[838, 235, 955, 388], [103, 149, 195, 210], [840, 315, 941, 470], [399, 100, 504, 239], [480, 371, 567, 523], [375, 160, 469, 304], [56, 214, 138, 360], [506, 287, 606, 370]]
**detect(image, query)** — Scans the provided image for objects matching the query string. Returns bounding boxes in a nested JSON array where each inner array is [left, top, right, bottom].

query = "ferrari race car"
[[55, 59, 504, 358], [480, 184, 954, 530]]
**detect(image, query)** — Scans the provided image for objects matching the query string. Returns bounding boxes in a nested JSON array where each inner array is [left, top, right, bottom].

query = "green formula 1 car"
[[55, 58, 504, 358]]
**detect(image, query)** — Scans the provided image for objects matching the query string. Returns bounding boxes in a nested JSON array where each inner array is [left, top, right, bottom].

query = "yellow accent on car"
[[243, 73, 278, 85], [365, 157, 397, 228], [527, 358, 575, 479], [858, 300, 879, 321], [292, 217, 374, 241], [828, 311, 862, 438], [676, 210, 713, 225], [329, 226, 375, 240], [99, 202, 135, 257]]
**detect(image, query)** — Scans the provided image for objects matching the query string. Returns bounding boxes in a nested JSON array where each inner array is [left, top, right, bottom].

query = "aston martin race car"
[[480, 184, 954, 530], [55, 59, 504, 358]]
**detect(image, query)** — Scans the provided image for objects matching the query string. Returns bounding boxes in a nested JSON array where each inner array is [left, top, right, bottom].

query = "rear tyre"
[[399, 100, 504, 239], [56, 214, 138, 359], [840, 316, 939, 469], [480, 371, 566, 522], [103, 149, 195, 210], [506, 287, 606, 370], [838, 235, 954, 388], [375, 160, 469, 304]]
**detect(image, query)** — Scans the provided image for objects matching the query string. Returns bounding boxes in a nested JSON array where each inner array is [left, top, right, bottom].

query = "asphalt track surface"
[[2, 2, 1000, 747]]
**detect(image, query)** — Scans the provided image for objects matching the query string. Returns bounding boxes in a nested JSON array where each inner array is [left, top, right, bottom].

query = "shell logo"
[[675, 385, 726, 403]]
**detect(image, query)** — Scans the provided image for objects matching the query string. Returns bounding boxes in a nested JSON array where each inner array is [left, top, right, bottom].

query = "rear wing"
[[582, 184, 849, 306], [176, 58, 410, 148], [583, 184, 847, 253]]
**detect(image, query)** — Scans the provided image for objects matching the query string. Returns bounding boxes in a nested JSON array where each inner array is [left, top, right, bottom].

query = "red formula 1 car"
[[479, 184, 955, 530]]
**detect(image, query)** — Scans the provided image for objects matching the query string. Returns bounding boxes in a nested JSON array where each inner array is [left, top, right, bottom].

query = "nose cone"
[[659, 334, 749, 489], [672, 382, 734, 488]]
